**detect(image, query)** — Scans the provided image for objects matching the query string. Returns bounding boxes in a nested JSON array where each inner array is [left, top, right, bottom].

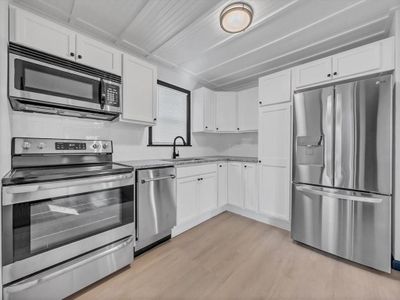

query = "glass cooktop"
[[2, 163, 133, 185]]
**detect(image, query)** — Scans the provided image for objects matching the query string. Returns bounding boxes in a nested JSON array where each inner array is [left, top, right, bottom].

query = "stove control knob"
[[92, 143, 99, 149], [22, 141, 31, 150], [102, 143, 108, 149], [37, 142, 45, 150]]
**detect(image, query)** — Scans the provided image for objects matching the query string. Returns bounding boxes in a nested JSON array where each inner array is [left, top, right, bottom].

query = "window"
[[148, 80, 191, 146]]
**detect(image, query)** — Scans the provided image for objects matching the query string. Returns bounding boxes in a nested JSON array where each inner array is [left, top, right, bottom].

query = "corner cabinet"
[[192, 87, 258, 133], [120, 54, 158, 125], [258, 103, 291, 223], [292, 37, 394, 89], [9, 6, 122, 75]]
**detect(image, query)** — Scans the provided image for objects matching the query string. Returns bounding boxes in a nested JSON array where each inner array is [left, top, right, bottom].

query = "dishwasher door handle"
[[140, 175, 176, 184]]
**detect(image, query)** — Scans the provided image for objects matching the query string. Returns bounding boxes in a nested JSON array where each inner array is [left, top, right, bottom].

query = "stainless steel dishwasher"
[[135, 167, 176, 255]]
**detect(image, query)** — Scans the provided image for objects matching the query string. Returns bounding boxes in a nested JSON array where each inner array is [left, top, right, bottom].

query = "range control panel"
[[13, 138, 113, 155], [55, 142, 87, 151]]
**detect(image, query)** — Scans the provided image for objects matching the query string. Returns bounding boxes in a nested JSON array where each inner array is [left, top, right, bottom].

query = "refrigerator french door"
[[291, 74, 392, 273]]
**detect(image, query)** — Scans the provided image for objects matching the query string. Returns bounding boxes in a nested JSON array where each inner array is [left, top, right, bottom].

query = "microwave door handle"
[[20, 75, 25, 90], [99, 79, 106, 109]]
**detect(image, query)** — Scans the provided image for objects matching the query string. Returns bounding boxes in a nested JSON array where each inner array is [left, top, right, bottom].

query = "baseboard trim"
[[392, 259, 400, 271], [226, 205, 290, 231], [172, 205, 290, 237], [172, 207, 226, 237]]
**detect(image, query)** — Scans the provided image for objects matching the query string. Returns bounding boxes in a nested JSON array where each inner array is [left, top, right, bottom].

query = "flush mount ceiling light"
[[220, 2, 253, 33]]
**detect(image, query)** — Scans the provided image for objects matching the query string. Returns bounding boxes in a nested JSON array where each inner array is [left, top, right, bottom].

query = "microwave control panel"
[[105, 83, 120, 107]]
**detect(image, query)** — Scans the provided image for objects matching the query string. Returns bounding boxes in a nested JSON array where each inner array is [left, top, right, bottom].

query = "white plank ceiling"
[[12, 0, 400, 89]]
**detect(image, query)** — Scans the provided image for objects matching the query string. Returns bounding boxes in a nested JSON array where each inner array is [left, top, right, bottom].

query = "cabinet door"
[[243, 163, 258, 212], [258, 103, 291, 221], [176, 177, 198, 225], [121, 54, 157, 124], [192, 88, 215, 132], [259, 164, 290, 221], [258, 69, 291, 106], [10, 7, 75, 61], [216, 92, 237, 132], [237, 87, 258, 131], [217, 163, 228, 207], [293, 57, 332, 88], [228, 162, 243, 208], [198, 173, 218, 214], [76, 34, 122, 75], [332, 42, 381, 80]]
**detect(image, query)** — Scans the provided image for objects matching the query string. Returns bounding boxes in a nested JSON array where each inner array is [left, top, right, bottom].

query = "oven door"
[[2, 173, 134, 284], [9, 53, 120, 114]]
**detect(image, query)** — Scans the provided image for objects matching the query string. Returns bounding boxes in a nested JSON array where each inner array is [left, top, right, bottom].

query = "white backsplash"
[[11, 111, 257, 162]]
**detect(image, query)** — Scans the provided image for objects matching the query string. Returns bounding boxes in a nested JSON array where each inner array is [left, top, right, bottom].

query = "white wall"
[[390, 8, 400, 262], [8, 63, 258, 163]]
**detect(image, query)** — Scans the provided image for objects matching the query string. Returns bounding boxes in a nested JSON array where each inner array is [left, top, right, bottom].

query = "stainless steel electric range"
[[2, 138, 135, 300]]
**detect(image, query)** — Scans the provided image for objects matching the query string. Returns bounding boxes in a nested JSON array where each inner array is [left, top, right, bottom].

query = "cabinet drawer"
[[177, 163, 217, 178]]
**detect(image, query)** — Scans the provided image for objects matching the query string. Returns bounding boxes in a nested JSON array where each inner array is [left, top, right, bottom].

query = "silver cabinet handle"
[[295, 184, 383, 204], [4, 236, 134, 293], [141, 174, 176, 184]]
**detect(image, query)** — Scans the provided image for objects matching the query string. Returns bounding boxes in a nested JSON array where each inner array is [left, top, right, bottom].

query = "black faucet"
[[172, 136, 186, 159]]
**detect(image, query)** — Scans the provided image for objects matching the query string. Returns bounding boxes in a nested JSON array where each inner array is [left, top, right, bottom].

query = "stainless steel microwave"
[[8, 43, 122, 121]]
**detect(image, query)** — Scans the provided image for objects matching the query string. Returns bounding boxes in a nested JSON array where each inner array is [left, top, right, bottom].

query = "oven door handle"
[[4, 236, 134, 293], [2, 173, 134, 205]]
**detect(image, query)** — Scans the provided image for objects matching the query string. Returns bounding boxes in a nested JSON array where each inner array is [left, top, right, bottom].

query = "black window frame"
[[148, 80, 192, 147]]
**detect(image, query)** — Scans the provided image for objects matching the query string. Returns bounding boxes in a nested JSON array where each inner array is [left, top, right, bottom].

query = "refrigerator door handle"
[[324, 90, 335, 185], [295, 184, 384, 204]]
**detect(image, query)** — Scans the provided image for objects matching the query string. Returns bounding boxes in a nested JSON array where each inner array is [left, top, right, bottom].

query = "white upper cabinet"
[[10, 7, 76, 61], [10, 6, 122, 75], [76, 34, 121, 75], [215, 92, 237, 132], [192, 87, 216, 132], [292, 37, 394, 89], [332, 38, 394, 80], [259, 69, 291, 106], [292, 57, 332, 89], [237, 87, 258, 131], [193, 87, 258, 133], [120, 54, 157, 125]]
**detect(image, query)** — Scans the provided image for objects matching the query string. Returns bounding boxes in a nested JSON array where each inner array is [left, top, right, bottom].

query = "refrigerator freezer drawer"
[[291, 184, 391, 273]]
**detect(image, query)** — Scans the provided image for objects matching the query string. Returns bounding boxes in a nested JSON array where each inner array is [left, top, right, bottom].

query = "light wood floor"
[[69, 212, 400, 300]]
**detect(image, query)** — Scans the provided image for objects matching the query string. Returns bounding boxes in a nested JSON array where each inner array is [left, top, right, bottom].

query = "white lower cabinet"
[[198, 173, 218, 214], [243, 163, 258, 212], [227, 162, 243, 208], [176, 176, 198, 225], [217, 162, 228, 207], [176, 164, 218, 227], [258, 164, 290, 220]]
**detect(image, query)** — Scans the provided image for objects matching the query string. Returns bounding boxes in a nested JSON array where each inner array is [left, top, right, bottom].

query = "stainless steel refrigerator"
[[291, 74, 392, 273]]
